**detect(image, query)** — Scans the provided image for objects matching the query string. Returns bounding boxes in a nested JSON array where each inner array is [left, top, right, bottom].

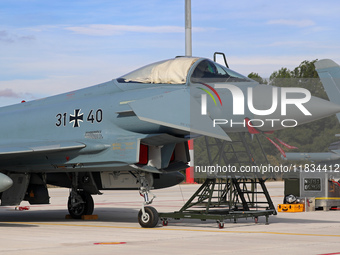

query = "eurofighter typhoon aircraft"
[[1, 56, 340, 227]]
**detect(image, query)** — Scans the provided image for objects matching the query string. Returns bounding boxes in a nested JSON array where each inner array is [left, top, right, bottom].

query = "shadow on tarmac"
[[0, 206, 339, 229]]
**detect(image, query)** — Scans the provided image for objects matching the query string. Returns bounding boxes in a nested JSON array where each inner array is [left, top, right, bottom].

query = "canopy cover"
[[121, 57, 199, 84]]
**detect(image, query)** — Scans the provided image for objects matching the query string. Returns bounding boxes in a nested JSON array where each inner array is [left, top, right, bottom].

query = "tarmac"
[[0, 181, 339, 255]]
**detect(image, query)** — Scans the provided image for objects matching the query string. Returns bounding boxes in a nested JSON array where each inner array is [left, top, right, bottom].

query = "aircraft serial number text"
[[55, 109, 103, 127]]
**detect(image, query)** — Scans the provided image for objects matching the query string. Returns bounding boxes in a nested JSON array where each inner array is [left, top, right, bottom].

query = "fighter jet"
[[285, 59, 340, 163], [1, 56, 339, 227]]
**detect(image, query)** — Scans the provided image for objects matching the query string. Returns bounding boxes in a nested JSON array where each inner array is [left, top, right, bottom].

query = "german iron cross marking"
[[69, 109, 84, 127]]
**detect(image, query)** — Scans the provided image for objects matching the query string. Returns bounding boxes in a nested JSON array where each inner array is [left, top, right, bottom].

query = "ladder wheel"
[[218, 222, 224, 229]]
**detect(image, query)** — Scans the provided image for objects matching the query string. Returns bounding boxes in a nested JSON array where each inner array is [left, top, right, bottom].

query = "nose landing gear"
[[136, 173, 159, 228]]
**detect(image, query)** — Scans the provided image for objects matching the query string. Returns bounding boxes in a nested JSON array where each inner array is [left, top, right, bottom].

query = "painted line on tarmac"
[[318, 253, 340, 255], [94, 242, 126, 245], [2, 221, 340, 238]]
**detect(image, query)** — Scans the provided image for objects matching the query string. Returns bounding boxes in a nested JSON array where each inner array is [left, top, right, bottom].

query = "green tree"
[[270, 67, 292, 80], [292, 60, 319, 78], [248, 72, 267, 84]]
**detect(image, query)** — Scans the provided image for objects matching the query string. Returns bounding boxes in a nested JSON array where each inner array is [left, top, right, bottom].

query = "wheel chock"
[[65, 214, 98, 220], [81, 215, 98, 220]]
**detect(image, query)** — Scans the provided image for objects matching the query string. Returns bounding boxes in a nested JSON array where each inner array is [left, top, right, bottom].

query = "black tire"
[[68, 191, 94, 219], [138, 206, 159, 228]]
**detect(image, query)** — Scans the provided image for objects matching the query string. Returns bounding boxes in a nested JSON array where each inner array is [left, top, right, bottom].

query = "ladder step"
[[240, 191, 265, 194], [245, 202, 271, 204]]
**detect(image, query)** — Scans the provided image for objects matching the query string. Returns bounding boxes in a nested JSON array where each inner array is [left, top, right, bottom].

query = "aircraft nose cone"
[[288, 95, 340, 124], [251, 85, 340, 131], [0, 173, 13, 192]]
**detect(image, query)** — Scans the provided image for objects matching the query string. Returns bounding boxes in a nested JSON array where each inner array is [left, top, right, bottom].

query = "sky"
[[1, 0, 340, 107]]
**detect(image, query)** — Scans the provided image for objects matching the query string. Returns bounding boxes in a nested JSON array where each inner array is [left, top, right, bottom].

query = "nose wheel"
[[138, 206, 159, 228]]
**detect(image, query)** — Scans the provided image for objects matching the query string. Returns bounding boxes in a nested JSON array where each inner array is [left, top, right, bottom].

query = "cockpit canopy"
[[117, 57, 252, 84]]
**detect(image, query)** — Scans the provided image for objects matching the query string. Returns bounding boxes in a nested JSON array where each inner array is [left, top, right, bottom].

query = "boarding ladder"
[[158, 133, 276, 228]]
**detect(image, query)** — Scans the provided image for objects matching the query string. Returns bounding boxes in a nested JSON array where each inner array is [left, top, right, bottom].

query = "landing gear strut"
[[136, 172, 159, 228], [67, 173, 94, 219]]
